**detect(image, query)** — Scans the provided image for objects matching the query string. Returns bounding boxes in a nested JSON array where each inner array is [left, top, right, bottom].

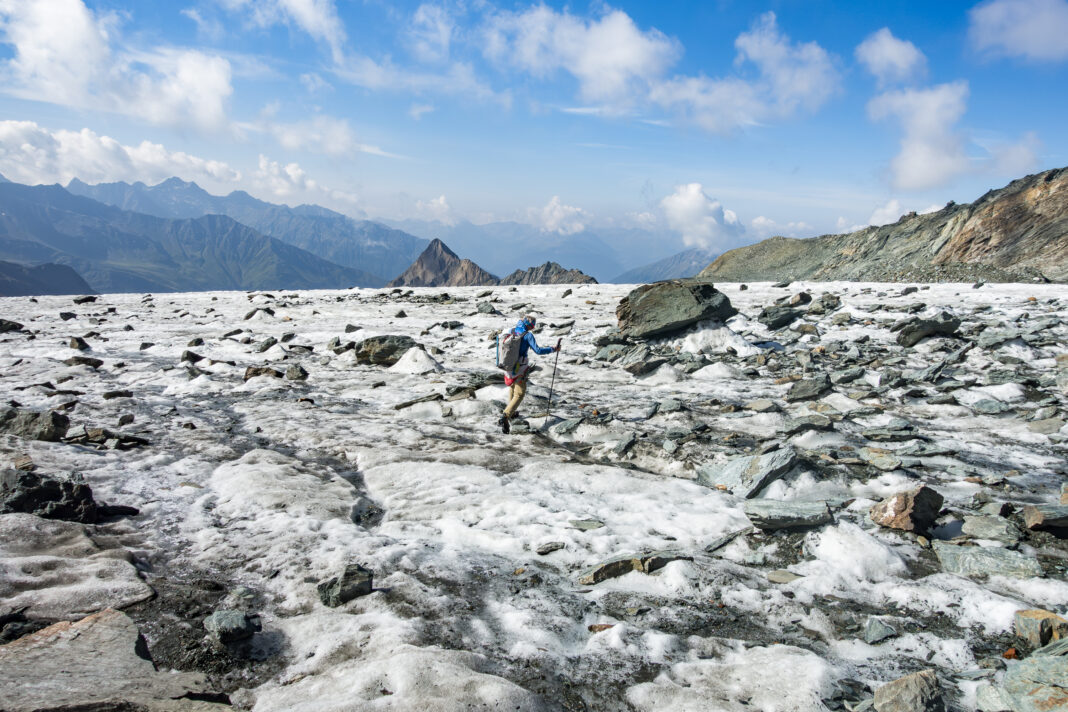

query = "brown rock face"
[[388, 239, 498, 287], [869, 485, 944, 533], [498, 262, 597, 286]]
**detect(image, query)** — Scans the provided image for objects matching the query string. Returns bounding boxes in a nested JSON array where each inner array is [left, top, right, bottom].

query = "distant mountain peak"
[[499, 261, 597, 285], [389, 239, 497, 287]]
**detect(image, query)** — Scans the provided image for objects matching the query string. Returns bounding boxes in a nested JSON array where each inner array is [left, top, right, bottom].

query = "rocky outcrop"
[[699, 167, 1068, 283], [0, 470, 98, 523], [616, 279, 737, 339], [388, 239, 498, 287], [498, 261, 597, 285]]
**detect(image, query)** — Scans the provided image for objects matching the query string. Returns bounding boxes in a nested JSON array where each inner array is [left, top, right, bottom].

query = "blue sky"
[[1, 0, 1067, 256]]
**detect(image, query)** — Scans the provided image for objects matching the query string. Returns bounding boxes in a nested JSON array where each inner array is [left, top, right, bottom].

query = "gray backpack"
[[497, 330, 522, 371]]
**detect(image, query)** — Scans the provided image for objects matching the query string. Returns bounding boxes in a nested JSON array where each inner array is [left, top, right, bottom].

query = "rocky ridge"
[[700, 167, 1068, 283], [498, 261, 597, 286], [389, 240, 595, 288]]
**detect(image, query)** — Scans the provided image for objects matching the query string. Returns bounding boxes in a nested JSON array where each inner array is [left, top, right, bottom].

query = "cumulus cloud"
[[0, 0, 233, 132], [417, 195, 456, 225], [221, 0, 347, 64], [867, 199, 906, 227], [253, 154, 318, 197], [969, 0, 1068, 61], [300, 72, 331, 93], [537, 196, 588, 235], [484, 5, 680, 106], [409, 4, 454, 62], [749, 216, 814, 239], [660, 184, 744, 250], [868, 81, 972, 191], [855, 28, 926, 84], [0, 120, 241, 186], [650, 12, 838, 133]]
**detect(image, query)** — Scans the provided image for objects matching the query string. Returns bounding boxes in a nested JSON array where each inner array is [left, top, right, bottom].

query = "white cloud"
[[0, 0, 233, 132], [867, 199, 906, 227], [0, 120, 241, 186], [868, 81, 972, 191], [417, 194, 456, 225], [969, 0, 1068, 61], [409, 103, 435, 120], [855, 28, 926, 84], [335, 54, 506, 104], [660, 184, 744, 249], [650, 12, 838, 133], [254, 154, 318, 197], [221, 0, 347, 64], [182, 7, 224, 40], [749, 216, 814, 239], [238, 115, 402, 158], [537, 196, 588, 235], [484, 5, 680, 106], [989, 130, 1041, 175], [300, 72, 331, 93], [409, 4, 454, 63]]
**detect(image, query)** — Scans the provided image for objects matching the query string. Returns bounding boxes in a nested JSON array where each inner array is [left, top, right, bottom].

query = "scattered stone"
[[576, 551, 692, 585], [536, 542, 565, 555], [696, 447, 798, 498], [831, 366, 865, 385], [896, 311, 961, 347], [344, 323, 361, 333], [869, 485, 943, 532], [1000, 645, 1068, 712], [972, 399, 1011, 415], [745, 399, 780, 413], [244, 306, 275, 320], [961, 515, 1022, 544], [58, 312, 76, 321], [758, 305, 803, 330], [204, 609, 259, 643], [1023, 504, 1068, 530], [476, 302, 496, 314], [244, 366, 283, 381], [256, 336, 278, 352], [570, 519, 605, 531], [102, 389, 132, 400], [873, 669, 944, 712], [72, 295, 96, 304], [181, 349, 204, 364], [317, 564, 374, 607], [1029, 418, 1065, 434], [64, 355, 102, 369], [767, 570, 802, 584], [354, 335, 417, 366], [864, 618, 898, 645], [0, 469, 97, 523], [616, 280, 737, 339], [859, 447, 903, 472], [0, 608, 225, 712], [786, 374, 831, 402], [0, 408, 70, 442], [0, 318, 24, 333], [68, 336, 90, 351], [783, 413, 833, 436], [1014, 609, 1068, 648], [394, 309, 407, 318], [932, 540, 1043, 579], [743, 500, 832, 530], [285, 364, 309, 381]]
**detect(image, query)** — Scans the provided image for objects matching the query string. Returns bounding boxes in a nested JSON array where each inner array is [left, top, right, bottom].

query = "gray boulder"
[[864, 617, 898, 645], [873, 669, 944, 712], [0, 469, 98, 523], [786, 374, 831, 402], [0, 318, 24, 333], [1001, 649, 1068, 712], [961, 515, 1021, 544], [932, 540, 1043, 579], [870, 485, 943, 532], [317, 564, 374, 606], [696, 448, 797, 498], [758, 305, 803, 330], [203, 609, 259, 643], [354, 335, 417, 366], [0, 408, 70, 442], [743, 500, 832, 530], [896, 312, 961, 347], [616, 279, 737, 339], [1023, 504, 1068, 530]]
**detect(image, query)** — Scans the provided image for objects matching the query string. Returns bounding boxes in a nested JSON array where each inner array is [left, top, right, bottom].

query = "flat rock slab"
[[1023, 504, 1068, 530], [873, 669, 944, 712], [743, 500, 832, 530], [0, 608, 225, 712], [0, 408, 70, 442], [696, 448, 798, 499], [1001, 652, 1068, 712], [961, 515, 1021, 544], [785, 374, 831, 402], [932, 540, 1043, 579], [896, 312, 960, 347], [0, 513, 153, 620], [576, 551, 692, 586]]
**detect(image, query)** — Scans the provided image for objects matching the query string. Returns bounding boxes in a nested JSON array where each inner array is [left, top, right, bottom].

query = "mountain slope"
[[0, 182, 382, 292], [612, 248, 719, 283], [388, 239, 498, 287], [699, 167, 1068, 283], [0, 260, 94, 296], [498, 262, 597, 285], [66, 178, 427, 281]]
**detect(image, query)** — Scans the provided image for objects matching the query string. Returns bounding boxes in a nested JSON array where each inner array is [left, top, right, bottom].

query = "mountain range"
[[700, 167, 1068, 283], [613, 247, 719, 283], [0, 259, 93, 296], [66, 177, 427, 283], [0, 182, 380, 292], [389, 239, 597, 287]]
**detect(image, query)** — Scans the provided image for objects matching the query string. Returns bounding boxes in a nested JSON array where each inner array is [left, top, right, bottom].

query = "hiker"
[[498, 315, 560, 433]]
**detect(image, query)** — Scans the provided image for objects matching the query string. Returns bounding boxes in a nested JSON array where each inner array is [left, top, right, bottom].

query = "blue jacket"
[[518, 330, 554, 359]]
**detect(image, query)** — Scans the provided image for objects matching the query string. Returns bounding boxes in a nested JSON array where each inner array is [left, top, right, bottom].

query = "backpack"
[[497, 330, 523, 371]]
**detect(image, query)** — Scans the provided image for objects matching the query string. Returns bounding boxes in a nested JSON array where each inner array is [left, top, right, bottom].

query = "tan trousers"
[[503, 379, 527, 418]]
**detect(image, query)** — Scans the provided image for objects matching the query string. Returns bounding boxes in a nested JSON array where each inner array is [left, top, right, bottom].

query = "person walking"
[[499, 315, 559, 433]]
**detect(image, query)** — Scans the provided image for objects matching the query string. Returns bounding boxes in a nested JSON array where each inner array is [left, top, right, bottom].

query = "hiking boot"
[[499, 416, 510, 434]]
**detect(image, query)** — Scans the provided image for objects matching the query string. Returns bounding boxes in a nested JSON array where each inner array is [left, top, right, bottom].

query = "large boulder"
[[873, 669, 944, 712], [895, 311, 961, 347], [0, 608, 226, 711], [0, 408, 70, 442], [0, 470, 98, 523], [354, 335, 418, 366], [616, 280, 737, 340], [743, 500, 832, 530], [869, 485, 943, 533], [696, 448, 798, 499], [932, 540, 1043, 579]]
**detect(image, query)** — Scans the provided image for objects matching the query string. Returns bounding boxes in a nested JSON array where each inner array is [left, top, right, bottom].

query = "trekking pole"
[[546, 339, 562, 419]]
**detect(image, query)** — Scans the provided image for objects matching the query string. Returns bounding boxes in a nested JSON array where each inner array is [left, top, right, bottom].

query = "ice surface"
[[0, 280, 1065, 710]]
